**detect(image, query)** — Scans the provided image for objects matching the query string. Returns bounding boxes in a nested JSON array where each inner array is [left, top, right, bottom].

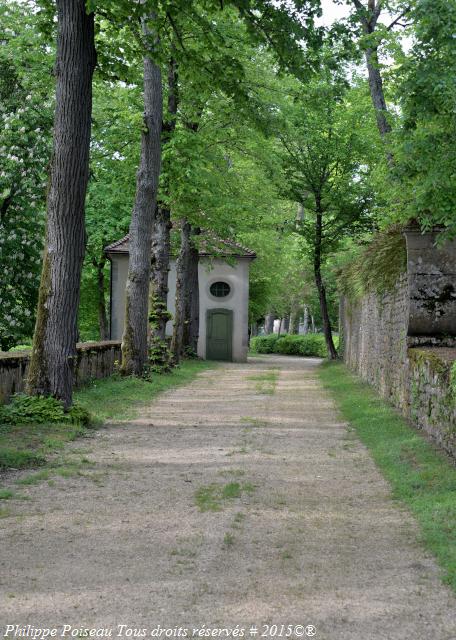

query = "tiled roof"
[[104, 232, 256, 259]]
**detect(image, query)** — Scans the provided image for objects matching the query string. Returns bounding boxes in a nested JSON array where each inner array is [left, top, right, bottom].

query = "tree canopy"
[[1, 0, 454, 363]]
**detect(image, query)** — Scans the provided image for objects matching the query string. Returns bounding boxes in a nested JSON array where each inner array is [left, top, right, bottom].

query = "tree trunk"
[[150, 55, 178, 342], [282, 315, 290, 334], [121, 26, 163, 376], [26, 0, 96, 407], [311, 314, 316, 333], [365, 46, 391, 140], [150, 205, 172, 340], [313, 207, 338, 360], [351, 0, 394, 165], [171, 220, 191, 364], [289, 309, 299, 334], [250, 322, 258, 337], [302, 305, 309, 334], [264, 313, 274, 335], [183, 227, 200, 355]]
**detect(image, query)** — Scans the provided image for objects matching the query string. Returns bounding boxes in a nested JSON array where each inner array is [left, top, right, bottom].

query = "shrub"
[[275, 334, 329, 357], [250, 333, 337, 358], [250, 334, 281, 354], [0, 394, 92, 426]]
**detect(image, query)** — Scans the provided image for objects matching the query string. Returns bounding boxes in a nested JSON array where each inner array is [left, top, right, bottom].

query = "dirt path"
[[1, 355, 455, 639]]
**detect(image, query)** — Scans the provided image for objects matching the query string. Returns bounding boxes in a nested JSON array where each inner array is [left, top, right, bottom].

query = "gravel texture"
[[1, 354, 455, 639]]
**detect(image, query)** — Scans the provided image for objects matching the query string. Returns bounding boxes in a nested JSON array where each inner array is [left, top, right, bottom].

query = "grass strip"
[[319, 361, 456, 593], [75, 359, 213, 422]]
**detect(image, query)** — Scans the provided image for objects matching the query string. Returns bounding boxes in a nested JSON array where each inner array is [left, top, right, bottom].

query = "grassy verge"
[[75, 359, 213, 422], [0, 360, 213, 473], [320, 361, 456, 592]]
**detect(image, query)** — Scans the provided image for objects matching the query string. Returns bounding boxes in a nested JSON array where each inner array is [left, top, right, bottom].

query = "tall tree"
[[343, 0, 411, 163], [170, 219, 191, 363], [183, 226, 200, 355], [150, 54, 178, 341], [276, 77, 377, 358], [26, 0, 96, 406], [349, 0, 392, 138], [121, 16, 163, 376]]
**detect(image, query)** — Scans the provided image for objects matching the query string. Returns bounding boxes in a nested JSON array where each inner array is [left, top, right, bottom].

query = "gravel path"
[[1, 355, 455, 639]]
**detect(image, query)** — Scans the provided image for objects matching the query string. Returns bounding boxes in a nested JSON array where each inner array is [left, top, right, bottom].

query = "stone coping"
[[0, 341, 122, 361]]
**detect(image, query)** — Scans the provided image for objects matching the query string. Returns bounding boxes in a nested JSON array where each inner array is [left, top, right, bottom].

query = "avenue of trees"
[[1, 0, 455, 405]]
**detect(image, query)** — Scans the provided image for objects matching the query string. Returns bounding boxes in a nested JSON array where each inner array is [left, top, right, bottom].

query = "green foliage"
[[144, 337, 174, 376], [320, 361, 456, 592], [250, 334, 281, 353], [0, 1, 54, 349], [336, 226, 407, 300], [7, 344, 32, 352], [392, 0, 456, 237], [0, 394, 92, 427], [148, 296, 172, 326], [250, 333, 335, 358]]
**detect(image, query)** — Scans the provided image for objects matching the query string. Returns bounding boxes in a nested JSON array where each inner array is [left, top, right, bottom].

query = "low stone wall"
[[0, 341, 122, 403], [341, 290, 456, 458]]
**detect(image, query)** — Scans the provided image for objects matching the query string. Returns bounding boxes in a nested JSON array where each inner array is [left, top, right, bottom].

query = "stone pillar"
[[404, 225, 456, 340]]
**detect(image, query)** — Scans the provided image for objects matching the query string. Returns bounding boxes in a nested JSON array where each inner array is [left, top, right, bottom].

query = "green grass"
[[320, 361, 456, 592], [195, 484, 222, 512], [0, 360, 213, 474], [223, 532, 235, 547], [195, 481, 256, 512], [247, 369, 279, 395], [0, 489, 15, 500]]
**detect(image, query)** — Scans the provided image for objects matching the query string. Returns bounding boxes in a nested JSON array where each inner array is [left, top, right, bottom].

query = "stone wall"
[[0, 341, 122, 403], [341, 283, 456, 458], [408, 348, 456, 455], [341, 274, 410, 410]]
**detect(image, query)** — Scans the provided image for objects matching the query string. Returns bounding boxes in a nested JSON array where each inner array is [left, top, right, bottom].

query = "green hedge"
[[250, 333, 337, 358]]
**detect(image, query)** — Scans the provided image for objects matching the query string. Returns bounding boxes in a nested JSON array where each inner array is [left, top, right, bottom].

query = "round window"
[[210, 281, 231, 298]]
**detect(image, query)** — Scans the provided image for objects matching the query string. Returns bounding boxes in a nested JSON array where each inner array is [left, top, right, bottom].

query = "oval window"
[[210, 281, 231, 298]]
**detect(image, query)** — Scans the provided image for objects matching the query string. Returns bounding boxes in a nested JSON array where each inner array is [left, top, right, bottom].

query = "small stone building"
[[105, 235, 256, 362]]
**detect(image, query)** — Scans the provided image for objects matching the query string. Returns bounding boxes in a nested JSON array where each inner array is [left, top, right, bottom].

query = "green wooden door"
[[206, 309, 233, 362]]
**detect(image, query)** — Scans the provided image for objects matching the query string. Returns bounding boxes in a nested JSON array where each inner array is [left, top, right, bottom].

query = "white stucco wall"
[[109, 254, 251, 362], [109, 254, 129, 343]]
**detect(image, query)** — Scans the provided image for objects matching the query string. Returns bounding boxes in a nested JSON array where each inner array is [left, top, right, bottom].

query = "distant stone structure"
[[341, 226, 456, 457]]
